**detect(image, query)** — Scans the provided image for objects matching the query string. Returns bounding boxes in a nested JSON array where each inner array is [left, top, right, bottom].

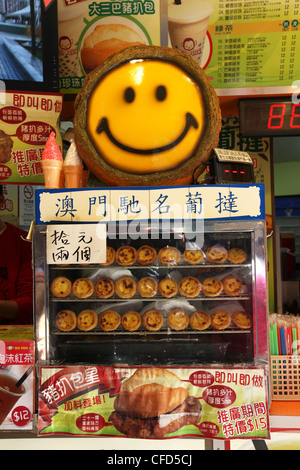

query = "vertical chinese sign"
[[217, 116, 275, 313]]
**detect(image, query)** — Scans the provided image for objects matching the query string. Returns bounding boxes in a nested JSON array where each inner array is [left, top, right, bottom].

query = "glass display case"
[[34, 185, 268, 369]]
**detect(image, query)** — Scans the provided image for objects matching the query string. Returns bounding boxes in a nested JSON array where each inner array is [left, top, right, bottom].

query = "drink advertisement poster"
[[0, 339, 35, 431], [167, 0, 300, 94], [38, 365, 270, 440]]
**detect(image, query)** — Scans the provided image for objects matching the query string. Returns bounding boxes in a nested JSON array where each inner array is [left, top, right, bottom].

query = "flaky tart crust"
[[202, 277, 223, 297], [116, 245, 137, 265], [99, 310, 121, 331], [72, 278, 94, 298], [167, 309, 189, 331], [137, 277, 158, 297], [56, 310, 77, 331], [189, 311, 211, 330], [94, 277, 114, 298], [51, 276, 72, 298], [227, 248, 247, 264], [158, 277, 178, 298], [115, 276, 137, 298], [77, 309, 98, 331], [158, 246, 181, 265], [178, 276, 202, 298], [232, 310, 252, 329], [223, 275, 243, 296], [182, 249, 204, 264], [121, 311, 142, 331], [136, 245, 157, 265], [206, 245, 227, 264], [211, 310, 231, 330], [99, 246, 115, 265], [142, 309, 164, 331]]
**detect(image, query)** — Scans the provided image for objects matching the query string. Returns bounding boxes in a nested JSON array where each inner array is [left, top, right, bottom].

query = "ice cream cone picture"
[[63, 139, 83, 188], [41, 132, 63, 189]]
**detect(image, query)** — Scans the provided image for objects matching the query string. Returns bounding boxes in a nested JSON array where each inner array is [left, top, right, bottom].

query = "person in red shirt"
[[0, 186, 33, 324]]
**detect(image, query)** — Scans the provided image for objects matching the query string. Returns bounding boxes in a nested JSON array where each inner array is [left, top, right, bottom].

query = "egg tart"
[[232, 310, 252, 329], [142, 309, 164, 331], [121, 311, 142, 331], [158, 246, 181, 265], [206, 245, 227, 264], [115, 276, 137, 298], [227, 248, 247, 264], [202, 277, 223, 297], [51, 276, 72, 298], [182, 249, 204, 264], [158, 278, 178, 298], [72, 278, 94, 298], [99, 246, 115, 265], [223, 275, 244, 296], [167, 309, 189, 331], [116, 245, 137, 265], [211, 310, 231, 330], [94, 277, 114, 298], [99, 310, 121, 331], [56, 310, 77, 332], [189, 311, 211, 331], [77, 309, 98, 331], [137, 277, 158, 298], [136, 245, 157, 266], [178, 276, 202, 298]]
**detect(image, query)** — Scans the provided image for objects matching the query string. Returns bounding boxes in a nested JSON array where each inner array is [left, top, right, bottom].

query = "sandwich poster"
[[58, 0, 164, 94], [38, 365, 270, 440]]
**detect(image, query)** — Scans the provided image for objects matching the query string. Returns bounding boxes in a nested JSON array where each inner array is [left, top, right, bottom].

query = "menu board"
[[167, 0, 300, 94]]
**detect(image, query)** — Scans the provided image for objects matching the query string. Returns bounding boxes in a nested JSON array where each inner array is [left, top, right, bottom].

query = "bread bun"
[[114, 368, 189, 418], [81, 24, 145, 73]]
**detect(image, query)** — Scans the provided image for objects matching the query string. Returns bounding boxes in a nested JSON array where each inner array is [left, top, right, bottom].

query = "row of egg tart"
[[83, 244, 247, 266], [51, 273, 246, 299], [55, 308, 252, 332]]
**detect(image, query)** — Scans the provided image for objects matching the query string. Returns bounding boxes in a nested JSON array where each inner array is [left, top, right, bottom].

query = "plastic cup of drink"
[[168, 0, 213, 66]]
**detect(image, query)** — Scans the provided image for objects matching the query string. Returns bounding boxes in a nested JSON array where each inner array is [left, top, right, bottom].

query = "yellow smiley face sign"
[[74, 46, 221, 186]]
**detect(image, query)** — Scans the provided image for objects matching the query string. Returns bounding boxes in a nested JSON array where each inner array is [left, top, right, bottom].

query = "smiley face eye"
[[156, 85, 167, 101], [124, 87, 135, 103]]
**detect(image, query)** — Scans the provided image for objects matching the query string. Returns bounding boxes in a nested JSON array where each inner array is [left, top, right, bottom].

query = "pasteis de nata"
[[116, 245, 137, 265], [211, 310, 231, 331], [56, 310, 77, 332], [99, 310, 121, 331], [121, 311, 141, 331], [77, 310, 98, 331], [202, 277, 223, 297], [167, 309, 189, 331], [206, 245, 227, 264], [51, 276, 71, 298], [178, 276, 201, 298], [72, 278, 94, 298], [223, 275, 243, 296]]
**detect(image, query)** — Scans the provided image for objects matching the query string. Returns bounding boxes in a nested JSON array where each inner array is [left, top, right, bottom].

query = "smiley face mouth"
[[96, 112, 199, 155]]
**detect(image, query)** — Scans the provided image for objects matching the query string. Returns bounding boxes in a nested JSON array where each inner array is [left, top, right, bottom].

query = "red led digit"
[[268, 104, 286, 129], [290, 104, 300, 128]]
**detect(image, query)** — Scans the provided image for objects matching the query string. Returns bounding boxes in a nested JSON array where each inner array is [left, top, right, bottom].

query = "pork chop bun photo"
[[109, 367, 202, 438], [80, 23, 146, 74]]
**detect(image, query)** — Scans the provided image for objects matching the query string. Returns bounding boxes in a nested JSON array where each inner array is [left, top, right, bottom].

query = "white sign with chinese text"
[[36, 185, 265, 224], [46, 224, 106, 265]]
